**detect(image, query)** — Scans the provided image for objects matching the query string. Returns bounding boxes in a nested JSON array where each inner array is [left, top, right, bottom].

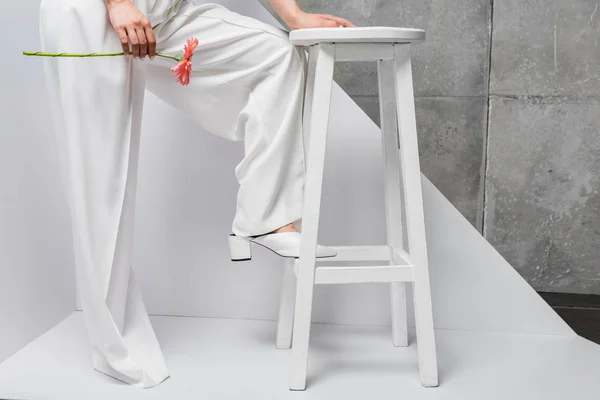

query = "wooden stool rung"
[[315, 265, 414, 284]]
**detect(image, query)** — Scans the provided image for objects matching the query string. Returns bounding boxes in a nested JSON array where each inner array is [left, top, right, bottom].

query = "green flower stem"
[[22, 51, 182, 62]]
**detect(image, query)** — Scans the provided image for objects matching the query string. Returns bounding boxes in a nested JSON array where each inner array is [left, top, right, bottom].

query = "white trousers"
[[40, 0, 307, 388]]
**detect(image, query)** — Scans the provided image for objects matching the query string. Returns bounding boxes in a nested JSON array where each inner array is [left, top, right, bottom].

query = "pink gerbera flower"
[[171, 37, 199, 86]]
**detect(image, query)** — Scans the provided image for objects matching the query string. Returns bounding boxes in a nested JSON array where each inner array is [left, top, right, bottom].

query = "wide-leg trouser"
[[39, 0, 307, 388]]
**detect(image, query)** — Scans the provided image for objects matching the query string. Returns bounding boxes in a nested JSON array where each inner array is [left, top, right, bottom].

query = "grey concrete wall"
[[486, 1, 600, 294], [260, 0, 600, 294]]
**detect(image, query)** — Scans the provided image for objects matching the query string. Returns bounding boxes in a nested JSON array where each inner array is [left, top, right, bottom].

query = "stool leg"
[[289, 43, 336, 391], [390, 282, 408, 345], [392, 44, 439, 387], [276, 258, 296, 349], [377, 59, 409, 348]]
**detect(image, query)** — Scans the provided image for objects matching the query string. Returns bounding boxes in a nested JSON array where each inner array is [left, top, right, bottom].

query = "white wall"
[[0, 1, 75, 362]]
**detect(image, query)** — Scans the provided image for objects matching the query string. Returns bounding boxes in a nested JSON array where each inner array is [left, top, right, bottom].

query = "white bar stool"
[[275, 27, 439, 391]]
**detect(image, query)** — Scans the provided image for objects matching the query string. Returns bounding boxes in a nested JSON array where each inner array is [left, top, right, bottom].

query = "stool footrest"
[[292, 245, 414, 284], [314, 264, 414, 284], [312, 245, 411, 264]]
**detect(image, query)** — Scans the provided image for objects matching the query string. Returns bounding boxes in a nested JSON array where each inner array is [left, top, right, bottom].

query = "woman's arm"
[[265, 0, 355, 30]]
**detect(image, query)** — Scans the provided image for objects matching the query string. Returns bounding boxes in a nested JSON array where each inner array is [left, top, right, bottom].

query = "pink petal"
[[183, 37, 199, 61], [180, 70, 191, 86], [171, 60, 193, 86]]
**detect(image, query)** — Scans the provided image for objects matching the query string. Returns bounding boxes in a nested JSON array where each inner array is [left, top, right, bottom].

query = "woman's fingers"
[[136, 27, 148, 58], [313, 15, 338, 27], [132, 19, 155, 59], [145, 23, 157, 59], [325, 14, 356, 27], [126, 27, 140, 58], [117, 28, 131, 56], [121, 25, 155, 60], [106, 1, 156, 59]]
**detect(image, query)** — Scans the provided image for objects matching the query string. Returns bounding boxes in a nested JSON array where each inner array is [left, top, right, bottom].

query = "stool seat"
[[289, 26, 425, 46]]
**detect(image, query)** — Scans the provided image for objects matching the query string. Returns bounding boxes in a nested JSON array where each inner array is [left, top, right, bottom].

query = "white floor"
[[1, 311, 599, 400]]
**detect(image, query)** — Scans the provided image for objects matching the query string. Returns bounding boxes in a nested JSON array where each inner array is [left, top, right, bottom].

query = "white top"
[[289, 27, 426, 46]]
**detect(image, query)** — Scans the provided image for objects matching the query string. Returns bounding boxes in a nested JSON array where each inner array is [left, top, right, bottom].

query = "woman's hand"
[[286, 11, 356, 30], [105, 0, 156, 59]]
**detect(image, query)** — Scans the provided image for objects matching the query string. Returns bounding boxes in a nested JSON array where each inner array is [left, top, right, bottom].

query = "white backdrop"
[[0, 0, 75, 363]]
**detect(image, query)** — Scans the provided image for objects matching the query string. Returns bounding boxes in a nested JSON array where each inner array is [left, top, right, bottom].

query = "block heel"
[[229, 234, 252, 261]]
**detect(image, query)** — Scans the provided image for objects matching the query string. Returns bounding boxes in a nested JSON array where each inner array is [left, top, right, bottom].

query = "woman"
[[39, 0, 354, 389]]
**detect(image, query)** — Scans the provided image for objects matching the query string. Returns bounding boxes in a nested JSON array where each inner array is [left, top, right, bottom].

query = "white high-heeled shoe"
[[228, 232, 337, 261]]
